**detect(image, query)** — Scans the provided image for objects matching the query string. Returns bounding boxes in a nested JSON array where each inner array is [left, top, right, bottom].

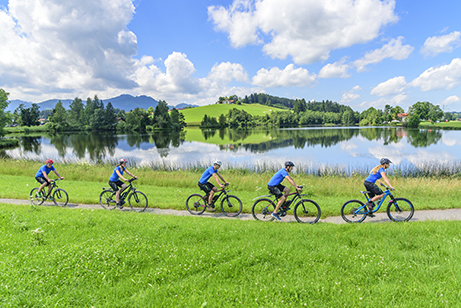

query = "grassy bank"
[[2, 159, 460, 216], [1, 204, 460, 307]]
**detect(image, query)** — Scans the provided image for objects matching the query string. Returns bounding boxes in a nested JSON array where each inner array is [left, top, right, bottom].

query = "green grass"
[[419, 120, 461, 129], [2, 159, 461, 217], [180, 103, 287, 125], [1, 204, 461, 307]]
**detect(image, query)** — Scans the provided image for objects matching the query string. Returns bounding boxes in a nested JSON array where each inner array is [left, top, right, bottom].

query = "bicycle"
[[251, 186, 321, 223], [99, 178, 148, 212], [341, 183, 414, 223], [185, 184, 243, 217], [30, 179, 68, 207]]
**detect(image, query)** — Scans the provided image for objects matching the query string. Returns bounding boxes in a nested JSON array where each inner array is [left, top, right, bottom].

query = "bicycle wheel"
[[341, 199, 367, 223], [251, 198, 276, 221], [387, 197, 414, 222], [293, 199, 321, 224], [30, 188, 45, 206], [99, 190, 117, 210], [52, 189, 68, 207], [220, 195, 243, 217], [186, 194, 206, 215], [128, 191, 148, 212]]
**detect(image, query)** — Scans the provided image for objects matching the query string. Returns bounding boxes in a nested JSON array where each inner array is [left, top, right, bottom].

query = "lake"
[[3, 126, 461, 174]]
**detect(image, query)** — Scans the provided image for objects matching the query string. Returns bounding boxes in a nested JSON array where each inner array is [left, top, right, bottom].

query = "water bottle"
[[212, 194, 219, 203]]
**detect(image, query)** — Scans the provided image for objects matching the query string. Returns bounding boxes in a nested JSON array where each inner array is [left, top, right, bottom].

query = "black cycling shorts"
[[364, 181, 383, 199], [268, 184, 285, 199], [109, 180, 124, 192], [198, 182, 214, 194], [35, 177, 50, 186]]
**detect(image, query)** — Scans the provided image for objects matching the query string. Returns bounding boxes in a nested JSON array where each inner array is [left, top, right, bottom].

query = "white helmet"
[[214, 160, 222, 166]]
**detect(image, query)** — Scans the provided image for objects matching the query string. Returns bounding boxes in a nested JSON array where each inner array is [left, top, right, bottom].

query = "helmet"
[[285, 161, 295, 167], [119, 158, 127, 163], [380, 158, 392, 165], [214, 160, 222, 166], [46, 159, 53, 164]]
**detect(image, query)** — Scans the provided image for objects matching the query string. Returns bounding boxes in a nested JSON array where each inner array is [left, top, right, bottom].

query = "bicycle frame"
[[204, 185, 231, 204], [41, 180, 60, 198], [362, 188, 393, 214]]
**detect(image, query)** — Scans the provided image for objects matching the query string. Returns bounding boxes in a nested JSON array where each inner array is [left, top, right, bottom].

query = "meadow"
[[1, 159, 461, 217], [1, 203, 460, 307], [179, 103, 286, 125]]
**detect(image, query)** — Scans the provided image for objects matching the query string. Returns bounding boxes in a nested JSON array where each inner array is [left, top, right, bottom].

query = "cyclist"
[[268, 161, 302, 220], [198, 160, 229, 211], [35, 159, 64, 199], [109, 158, 137, 209], [363, 158, 395, 217]]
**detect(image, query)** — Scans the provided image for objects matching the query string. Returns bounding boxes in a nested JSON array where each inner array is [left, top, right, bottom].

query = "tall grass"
[[2, 159, 461, 216], [1, 204, 461, 307]]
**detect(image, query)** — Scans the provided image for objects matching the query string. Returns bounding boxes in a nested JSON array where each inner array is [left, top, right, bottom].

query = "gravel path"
[[2, 198, 460, 224]]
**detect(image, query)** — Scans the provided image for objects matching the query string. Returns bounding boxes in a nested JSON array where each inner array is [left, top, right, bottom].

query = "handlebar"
[[128, 178, 137, 183], [380, 183, 394, 191]]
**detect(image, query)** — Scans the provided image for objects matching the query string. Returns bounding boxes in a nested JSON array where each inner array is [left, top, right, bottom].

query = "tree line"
[[202, 93, 448, 129], [0, 89, 186, 133]]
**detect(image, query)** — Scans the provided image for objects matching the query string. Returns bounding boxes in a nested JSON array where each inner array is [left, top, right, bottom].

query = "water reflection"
[[3, 127, 457, 173]]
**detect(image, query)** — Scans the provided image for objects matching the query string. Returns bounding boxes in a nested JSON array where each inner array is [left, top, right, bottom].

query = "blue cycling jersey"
[[35, 165, 55, 178], [268, 168, 289, 186], [109, 166, 125, 182], [198, 166, 217, 184], [365, 167, 385, 183]]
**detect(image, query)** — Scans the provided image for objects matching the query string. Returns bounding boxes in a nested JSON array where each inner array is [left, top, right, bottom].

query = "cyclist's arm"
[[285, 175, 301, 190], [42, 171, 51, 183], [125, 169, 137, 179], [53, 170, 64, 180], [212, 173, 225, 188], [380, 172, 394, 190], [115, 169, 128, 182]]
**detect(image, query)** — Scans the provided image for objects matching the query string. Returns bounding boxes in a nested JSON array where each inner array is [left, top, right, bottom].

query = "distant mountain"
[[175, 103, 199, 109], [5, 94, 160, 112]]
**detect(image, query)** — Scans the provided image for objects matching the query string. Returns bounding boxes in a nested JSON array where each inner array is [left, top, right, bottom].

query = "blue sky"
[[0, 0, 460, 112]]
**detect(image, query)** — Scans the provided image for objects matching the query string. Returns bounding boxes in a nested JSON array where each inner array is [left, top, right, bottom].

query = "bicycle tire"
[[30, 188, 45, 206], [186, 194, 206, 215], [251, 198, 276, 221], [99, 190, 117, 210], [293, 199, 321, 224], [387, 197, 414, 222], [341, 199, 367, 223], [53, 188, 68, 207], [220, 195, 243, 217], [128, 191, 148, 212]]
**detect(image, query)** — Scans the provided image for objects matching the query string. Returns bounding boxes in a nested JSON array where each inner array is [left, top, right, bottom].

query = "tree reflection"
[[406, 128, 442, 147], [20, 136, 41, 154]]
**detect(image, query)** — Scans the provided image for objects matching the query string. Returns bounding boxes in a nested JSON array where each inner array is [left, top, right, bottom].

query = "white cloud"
[[354, 37, 414, 72], [410, 58, 461, 91], [209, 0, 398, 64], [132, 52, 260, 106], [370, 76, 407, 96], [359, 93, 408, 110], [251, 64, 316, 88], [421, 31, 461, 57], [319, 58, 350, 78], [441, 95, 460, 105], [340, 85, 361, 103], [0, 0, 137, 101]]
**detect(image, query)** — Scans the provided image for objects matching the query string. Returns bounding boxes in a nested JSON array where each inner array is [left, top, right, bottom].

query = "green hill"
[[180, 103, 287, 125]]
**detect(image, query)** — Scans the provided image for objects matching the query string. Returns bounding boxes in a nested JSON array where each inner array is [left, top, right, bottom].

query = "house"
[[396, 113, 409, 121]]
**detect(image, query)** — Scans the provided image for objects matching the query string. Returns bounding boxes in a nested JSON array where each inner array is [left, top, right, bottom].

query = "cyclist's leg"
[[36, 177, 48, 195], [273, 184, 287, 214], [364, 181, 382, 211], [109, 181, 121, 205]]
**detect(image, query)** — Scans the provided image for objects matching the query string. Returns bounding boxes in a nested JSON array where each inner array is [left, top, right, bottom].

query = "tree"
[[69, 97, 84, 126], [0, 89, 10, 136], [427, 105, 443, 124], [408, 101, 431, 120], [48, 101, 68, 130], [20, 103, 40, 126], [153, 100, 171, 129], [404, 113, 420, 128], [104, 102, 118, 130]]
